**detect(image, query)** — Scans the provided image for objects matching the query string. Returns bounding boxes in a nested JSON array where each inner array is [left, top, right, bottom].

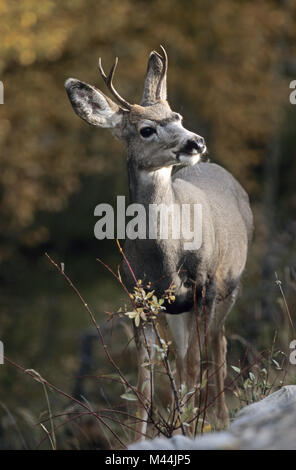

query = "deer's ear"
[[141, 49, 167, 105], [65, 78, 124, 132]]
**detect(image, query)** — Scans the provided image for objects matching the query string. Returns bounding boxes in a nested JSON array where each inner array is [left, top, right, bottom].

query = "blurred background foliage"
[[1, 0, 296, 449]]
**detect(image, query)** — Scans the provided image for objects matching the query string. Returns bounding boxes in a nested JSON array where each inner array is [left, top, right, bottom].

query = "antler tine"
[[98, 57, 132, 110], [156, 45, 168, 100], [160, 45, 168, 68]]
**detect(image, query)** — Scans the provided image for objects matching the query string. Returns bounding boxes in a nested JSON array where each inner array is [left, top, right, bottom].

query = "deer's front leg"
[[165, 312, 201, 435], [134, 322, 155, 440]]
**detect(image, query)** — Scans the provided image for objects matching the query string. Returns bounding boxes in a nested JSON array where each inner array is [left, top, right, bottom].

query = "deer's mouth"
[[174, 141, 207, 166], [174, 149, 206, 166], [176, 153, 200, 166]]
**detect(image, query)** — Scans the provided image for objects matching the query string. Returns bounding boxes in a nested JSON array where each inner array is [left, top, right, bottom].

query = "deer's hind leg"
[[209, 286, 239, 429]]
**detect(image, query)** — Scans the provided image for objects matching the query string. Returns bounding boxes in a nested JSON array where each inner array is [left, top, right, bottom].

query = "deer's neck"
[[126, 160, 195, 312], [127, 161, 174, 207]]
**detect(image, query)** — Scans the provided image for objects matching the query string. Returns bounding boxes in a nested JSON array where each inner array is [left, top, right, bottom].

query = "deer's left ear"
[[65, 78, 124, 134]]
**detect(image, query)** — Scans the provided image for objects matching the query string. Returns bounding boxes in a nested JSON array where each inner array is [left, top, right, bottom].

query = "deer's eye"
[[140, 127, 156, 138]]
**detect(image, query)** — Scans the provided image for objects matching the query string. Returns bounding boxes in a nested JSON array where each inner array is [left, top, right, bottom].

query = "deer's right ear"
[[65, 78, 124, 132]]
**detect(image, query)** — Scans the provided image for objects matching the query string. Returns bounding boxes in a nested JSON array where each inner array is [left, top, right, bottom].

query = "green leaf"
[[120, 392, 137, 402], [249, 372, 255, 381], [201, 370, 208, 389], [141, 361, 153, 368], [272, 359, 281, 369], [145, 291, 154, 299], [231, 365, 241, 374]]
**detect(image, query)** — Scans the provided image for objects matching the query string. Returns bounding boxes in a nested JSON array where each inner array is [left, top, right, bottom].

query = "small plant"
[[124, 280, 176, 327], [121, 281, 191, 436], [6, 252, 293, 448], [231, 348, 287, 408]]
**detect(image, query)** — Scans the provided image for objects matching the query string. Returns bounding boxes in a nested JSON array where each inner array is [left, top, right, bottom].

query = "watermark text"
[[94, 196, 202, 250]]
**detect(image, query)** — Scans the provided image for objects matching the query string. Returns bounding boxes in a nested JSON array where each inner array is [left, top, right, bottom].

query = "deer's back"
[[174, 161, 253, 241], [172, 162, 253, 301]]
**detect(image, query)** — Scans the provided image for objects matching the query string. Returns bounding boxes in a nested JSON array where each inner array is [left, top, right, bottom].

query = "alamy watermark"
[[289, 80, 296, 104], [290, 340, 296, 365], [0, 81, 3, 104], [0, 340, 3, 365], [94, 196, 203, 250]]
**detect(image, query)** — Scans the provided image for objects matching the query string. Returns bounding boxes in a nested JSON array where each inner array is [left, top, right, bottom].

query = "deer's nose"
[[184, 137, 206, 154]]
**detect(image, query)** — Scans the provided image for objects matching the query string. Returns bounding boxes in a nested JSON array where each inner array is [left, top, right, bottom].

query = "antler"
[[155, 45, 168, 101], [98, 57, 132, 110]]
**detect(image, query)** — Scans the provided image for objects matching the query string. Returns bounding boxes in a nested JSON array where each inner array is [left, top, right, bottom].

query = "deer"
[[65, 46, 253, 439]]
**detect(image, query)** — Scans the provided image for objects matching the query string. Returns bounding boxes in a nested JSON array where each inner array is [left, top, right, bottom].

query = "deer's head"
[[65, 47, 206, 172]]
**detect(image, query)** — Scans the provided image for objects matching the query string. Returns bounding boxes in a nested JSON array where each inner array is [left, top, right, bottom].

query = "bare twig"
[[45, 252, 150, 426], [4, 356, 126, 449], [275, 271, 295, 336], [25, 369, 56, 450]]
